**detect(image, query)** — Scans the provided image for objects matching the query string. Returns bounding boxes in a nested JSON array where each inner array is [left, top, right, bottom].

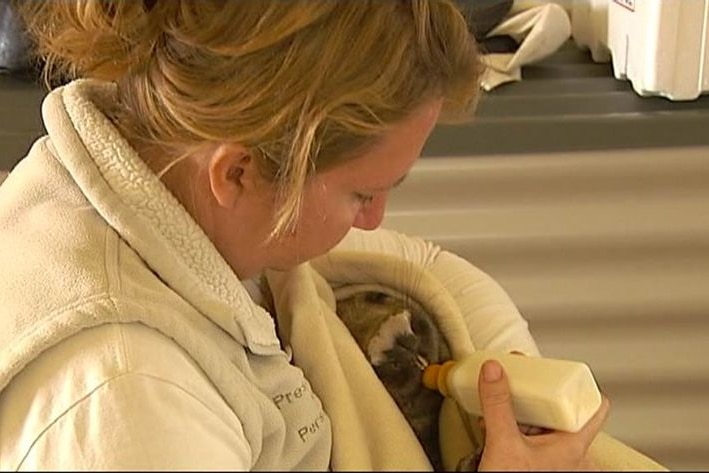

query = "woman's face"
[[269, 100, 442, 267], [200, 98, 443, 279]]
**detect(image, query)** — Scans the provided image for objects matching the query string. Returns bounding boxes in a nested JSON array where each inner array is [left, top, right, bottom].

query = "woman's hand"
[[477, 360, 610, 471]]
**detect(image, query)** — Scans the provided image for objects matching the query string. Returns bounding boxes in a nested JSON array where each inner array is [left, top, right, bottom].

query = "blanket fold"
[[268, 249, 668, 471], [481, 3, 571, 91], [267, 262, 432, 470]]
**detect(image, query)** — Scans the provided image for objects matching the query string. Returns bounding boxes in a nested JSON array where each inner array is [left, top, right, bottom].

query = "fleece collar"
[[42, 79, 280, 354]]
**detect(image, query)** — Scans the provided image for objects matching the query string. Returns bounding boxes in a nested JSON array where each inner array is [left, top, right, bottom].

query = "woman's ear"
[[207, 143, 260, 209]]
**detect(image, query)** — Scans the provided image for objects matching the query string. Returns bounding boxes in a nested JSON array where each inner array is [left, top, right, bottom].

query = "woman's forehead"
[[321, 99, 442, 188]]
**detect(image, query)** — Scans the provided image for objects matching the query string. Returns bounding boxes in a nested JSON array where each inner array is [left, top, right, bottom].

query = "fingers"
[[477, 360, 522, 444], [570, 395, 611, 451], [478, 357, 610, 455], [518, 423, 548, 436]]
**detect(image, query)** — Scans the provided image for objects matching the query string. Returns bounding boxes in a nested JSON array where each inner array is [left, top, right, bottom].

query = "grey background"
[[4, 41, 709, 171]]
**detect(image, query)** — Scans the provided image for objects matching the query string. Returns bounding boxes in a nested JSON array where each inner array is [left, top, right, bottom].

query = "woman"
[[0, 1, 608, 470]]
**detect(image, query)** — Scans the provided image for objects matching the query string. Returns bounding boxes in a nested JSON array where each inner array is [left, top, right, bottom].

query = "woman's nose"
[[352, 196, 387, 231]]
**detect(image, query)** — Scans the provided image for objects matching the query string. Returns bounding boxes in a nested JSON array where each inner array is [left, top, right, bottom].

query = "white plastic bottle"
[[422, 351, 603, 433]]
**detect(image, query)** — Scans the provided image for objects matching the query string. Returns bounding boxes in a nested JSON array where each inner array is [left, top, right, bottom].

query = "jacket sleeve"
[[333, 227, 541, 356], [0, 324, 253, 471], [18, 373, 254, 471]]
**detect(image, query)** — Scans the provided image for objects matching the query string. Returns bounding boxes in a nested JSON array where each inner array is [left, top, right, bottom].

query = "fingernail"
[[482, 360, 502, 382]]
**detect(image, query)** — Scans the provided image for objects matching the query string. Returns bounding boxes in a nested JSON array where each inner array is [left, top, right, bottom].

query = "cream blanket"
[[268, 250, 667, 471]]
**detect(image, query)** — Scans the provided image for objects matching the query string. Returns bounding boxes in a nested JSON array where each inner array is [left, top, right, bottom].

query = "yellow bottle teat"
[[422, 360, 456, 397]]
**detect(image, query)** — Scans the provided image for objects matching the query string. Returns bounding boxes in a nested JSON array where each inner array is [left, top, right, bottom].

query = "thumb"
[[478, 360, 521, 443]]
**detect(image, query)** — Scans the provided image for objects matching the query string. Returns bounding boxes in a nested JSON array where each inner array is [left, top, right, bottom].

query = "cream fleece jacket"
[[0, 79, 664, 471]]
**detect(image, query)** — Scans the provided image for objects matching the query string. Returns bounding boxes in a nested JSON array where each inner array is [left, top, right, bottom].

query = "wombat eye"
[[364, 292, 389, 304]]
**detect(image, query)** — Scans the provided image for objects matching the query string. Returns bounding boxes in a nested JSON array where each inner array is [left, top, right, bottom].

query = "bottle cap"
[[422, 360, 456, 396], [422, 363, 441, 390]]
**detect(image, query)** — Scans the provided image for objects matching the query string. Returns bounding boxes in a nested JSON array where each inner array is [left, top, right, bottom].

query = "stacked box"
[[607, 0, 709, 100]]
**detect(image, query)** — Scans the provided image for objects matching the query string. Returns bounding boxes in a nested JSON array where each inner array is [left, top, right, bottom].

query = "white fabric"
[[334, 230, 541, 356], [0, 79, 542, 470], [0, 324, 252, 470], [0, 80, 330, 471], [481, 3, 572, 91]]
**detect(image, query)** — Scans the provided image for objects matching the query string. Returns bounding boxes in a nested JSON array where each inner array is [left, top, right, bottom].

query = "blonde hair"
[[19, 0, 481, 238]]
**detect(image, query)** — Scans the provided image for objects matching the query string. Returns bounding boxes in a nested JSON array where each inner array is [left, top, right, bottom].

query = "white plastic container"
[[422, 351, 603, 433], [571, 0, 611, 63], [608, 0, 709, 101]]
